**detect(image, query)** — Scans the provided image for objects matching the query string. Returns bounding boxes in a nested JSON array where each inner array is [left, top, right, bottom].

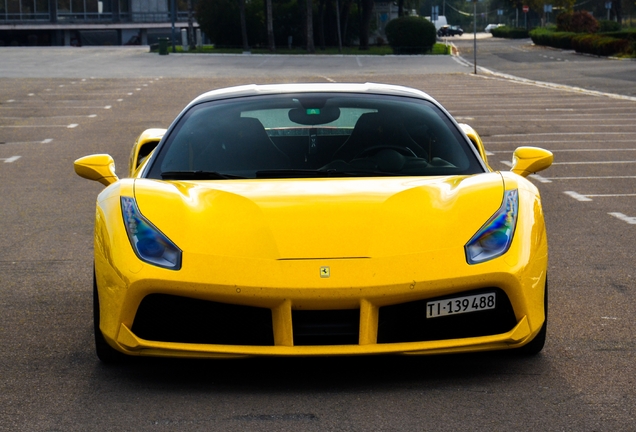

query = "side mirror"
[[511, 147, 553, 177], [129, 128, 166, 177], [74, 154, 119, 186], [459, 123, 490, 169]]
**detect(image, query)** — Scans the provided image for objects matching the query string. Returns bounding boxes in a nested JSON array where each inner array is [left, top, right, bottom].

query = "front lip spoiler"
[[115, 316, 532, 358]]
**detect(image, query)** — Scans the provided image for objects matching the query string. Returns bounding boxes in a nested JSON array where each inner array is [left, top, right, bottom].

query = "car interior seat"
[[170, 116, 291, 173], [331, 112, 427, 162]]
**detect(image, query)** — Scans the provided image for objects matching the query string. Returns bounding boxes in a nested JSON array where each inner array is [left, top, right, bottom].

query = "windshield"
[[145, 93, 484, 180]]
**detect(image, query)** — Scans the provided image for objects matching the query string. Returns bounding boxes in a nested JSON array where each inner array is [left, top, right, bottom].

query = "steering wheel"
[[353, 145, 417, 159]]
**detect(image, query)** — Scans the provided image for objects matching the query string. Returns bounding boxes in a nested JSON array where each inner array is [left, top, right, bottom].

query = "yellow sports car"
[[74, 83, 553, 362]]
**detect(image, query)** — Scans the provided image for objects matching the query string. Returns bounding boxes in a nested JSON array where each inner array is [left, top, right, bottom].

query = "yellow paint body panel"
[[92, 172, 548, 358]]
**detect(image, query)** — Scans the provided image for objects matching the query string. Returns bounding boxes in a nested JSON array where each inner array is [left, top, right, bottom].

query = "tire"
[[93, 272, 129, 363], [515, 278, 548, 356]]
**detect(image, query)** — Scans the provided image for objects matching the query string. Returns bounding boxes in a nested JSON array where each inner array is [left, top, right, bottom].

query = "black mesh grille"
[[132, 294, 274, 346], [292, 309, 360, 346], [377, 288, 517, 344]]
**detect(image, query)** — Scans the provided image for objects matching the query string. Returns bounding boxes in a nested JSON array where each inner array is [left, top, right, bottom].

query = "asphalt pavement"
[[1, 42, 635, 431], [453, 34, 636, 97]]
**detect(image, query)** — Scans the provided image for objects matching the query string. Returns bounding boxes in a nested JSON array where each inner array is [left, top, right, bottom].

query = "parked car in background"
[[485, 24, 504, 33], [437, 25, 464, 37]]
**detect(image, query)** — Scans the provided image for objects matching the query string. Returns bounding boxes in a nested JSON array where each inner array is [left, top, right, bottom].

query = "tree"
[[359, 0, 373, 50], [188, 0, 196, 49], [306, 0, 316, 52], [196, 0, 264, 47], [239, 0, 249, 51], [266, 0, 275, 51]]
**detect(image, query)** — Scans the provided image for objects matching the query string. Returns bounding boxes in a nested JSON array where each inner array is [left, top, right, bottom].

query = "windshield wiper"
[[255, 169, 402, 178], [161, 171, 246, 180]]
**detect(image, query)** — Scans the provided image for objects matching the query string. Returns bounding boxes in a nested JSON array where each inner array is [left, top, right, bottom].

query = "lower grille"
[[131, 294, 274, 346], [292, 309, 360, 346], [377, 288, 517, 343], [131, 289, 516, 348]]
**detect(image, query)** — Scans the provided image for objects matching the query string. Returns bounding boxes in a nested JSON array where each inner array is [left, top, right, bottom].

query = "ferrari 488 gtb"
[[74, 83, 553, 362]]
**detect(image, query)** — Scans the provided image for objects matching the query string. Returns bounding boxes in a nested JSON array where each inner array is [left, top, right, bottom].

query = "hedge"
[[530, 28, 633, 56], [490, 26, 529, 39], [571, 34, 630, 56], [529, 28, 577, 49]]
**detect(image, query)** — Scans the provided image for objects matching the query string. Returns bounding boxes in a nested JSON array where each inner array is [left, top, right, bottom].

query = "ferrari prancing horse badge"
[[320, 266, 330, 278]]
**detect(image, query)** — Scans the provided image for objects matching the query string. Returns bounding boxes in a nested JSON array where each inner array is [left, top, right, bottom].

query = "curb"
[[450, 44, 636, 102]]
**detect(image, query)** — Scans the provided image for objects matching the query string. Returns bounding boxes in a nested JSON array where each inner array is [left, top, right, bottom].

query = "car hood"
[[133, 174, 504, 260]]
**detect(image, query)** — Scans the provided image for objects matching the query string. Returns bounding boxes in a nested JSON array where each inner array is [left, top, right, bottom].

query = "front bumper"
[[116, 317, 533, 358], [95, 241, 547, 358]]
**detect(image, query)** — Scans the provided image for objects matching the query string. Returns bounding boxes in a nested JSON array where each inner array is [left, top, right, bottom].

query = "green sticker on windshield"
[[306, 108, 321, 115]]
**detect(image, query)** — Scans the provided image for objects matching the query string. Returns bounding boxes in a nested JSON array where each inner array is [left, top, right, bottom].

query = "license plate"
[[426, 292, 496, 319]]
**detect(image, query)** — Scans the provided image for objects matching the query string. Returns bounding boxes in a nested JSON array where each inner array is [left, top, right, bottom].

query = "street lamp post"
[[470, 0, 479, 74], [171, 0, 176, 53]]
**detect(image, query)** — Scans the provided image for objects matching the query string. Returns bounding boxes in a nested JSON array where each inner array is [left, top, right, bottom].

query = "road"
[[1, 42, 635, 431], [452, 33, 636, 97]]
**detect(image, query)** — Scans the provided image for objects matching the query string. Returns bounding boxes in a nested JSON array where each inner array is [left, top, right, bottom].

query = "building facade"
[[0, 0, 195, 46]]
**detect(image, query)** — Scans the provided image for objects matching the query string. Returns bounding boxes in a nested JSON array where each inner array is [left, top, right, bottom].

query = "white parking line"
[[490, 149, 636, 154], [543, 176, 636, 181], [529, 174, 552, 183], [586, 194, 636, 197], [0, 124, 79, 129], [552, 161, 636, 165], [0, 138, 54, 145], [0, 114, 96, 120], [565, 191, 636, 201], [500, 160, 636, 167], [491, 132, 635, 138], [26, 106, 112, 109], [1, 156, 21, 163], [564, 191, 592, 201], [609, 213, 636, 224], [486, 140, 636, 145]]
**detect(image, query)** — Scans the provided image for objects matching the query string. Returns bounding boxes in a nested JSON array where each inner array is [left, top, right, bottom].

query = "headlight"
[[465, 189, 518, 264], [121, 196, 182, 270]]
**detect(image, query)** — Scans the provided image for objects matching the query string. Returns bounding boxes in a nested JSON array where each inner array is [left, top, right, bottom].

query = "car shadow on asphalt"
[[90, 350, 551, 392]]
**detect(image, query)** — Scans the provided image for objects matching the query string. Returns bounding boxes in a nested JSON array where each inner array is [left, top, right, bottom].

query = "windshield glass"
[[145, 93, 484, 179]]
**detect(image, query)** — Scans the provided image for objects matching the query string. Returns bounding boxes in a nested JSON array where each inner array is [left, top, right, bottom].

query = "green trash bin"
[[158, 37, 169, 55]]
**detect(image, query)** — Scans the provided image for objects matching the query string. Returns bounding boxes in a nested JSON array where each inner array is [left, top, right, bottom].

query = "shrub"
[[530, 28, 576, 48], [531, 26, 632, 56], [598, 20, 621, 33], [551, 31, 578, 49], [491, 26, 529, 39], [385, 16, 437, 54], [556, 11, 599, 33], [601, 30, 636, 41], [572, 34, 629, 56]]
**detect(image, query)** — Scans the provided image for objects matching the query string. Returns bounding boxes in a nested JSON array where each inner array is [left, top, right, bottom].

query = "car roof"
[[188, 83, 437, 107]]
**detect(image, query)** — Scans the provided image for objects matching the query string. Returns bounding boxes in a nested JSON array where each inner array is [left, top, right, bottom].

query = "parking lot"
[[1, 49, 635, 430]]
